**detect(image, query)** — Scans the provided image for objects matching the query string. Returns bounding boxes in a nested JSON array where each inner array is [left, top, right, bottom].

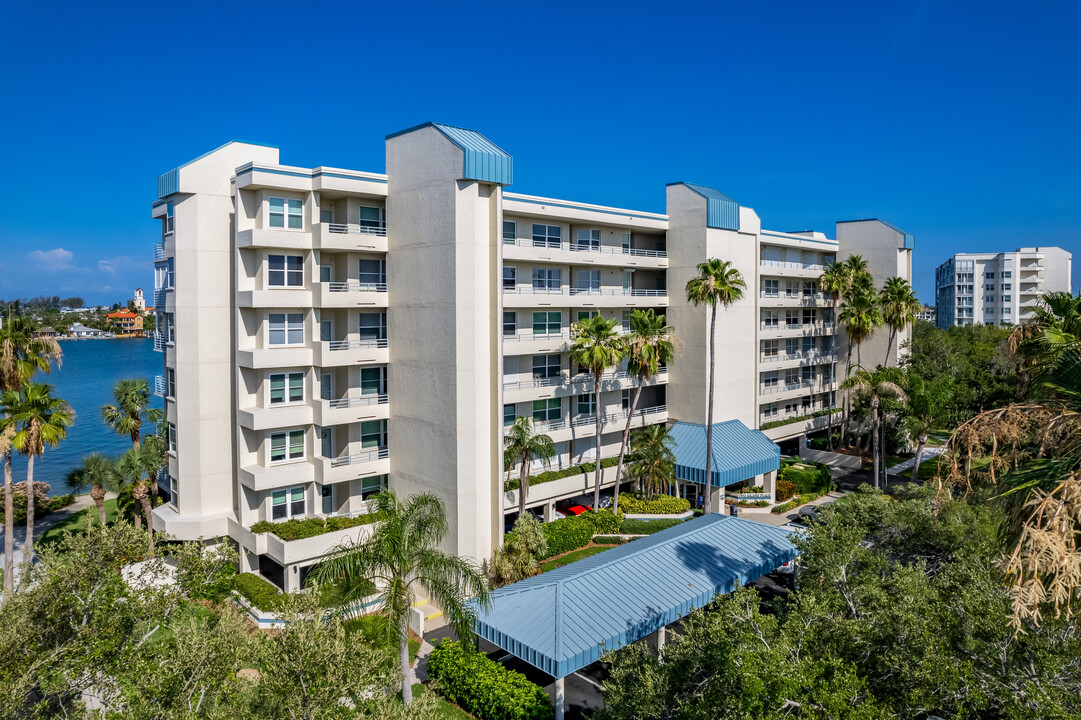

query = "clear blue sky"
[[1, 0, 1078, 306]]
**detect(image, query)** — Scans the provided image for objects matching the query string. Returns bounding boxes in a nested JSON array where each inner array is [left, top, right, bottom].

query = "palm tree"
[[613, 309, 676, 513], [117, 444, 163, 552], [685, 259, 746, 513], [64, 453, 120, 527], [839, 287, 882, 370], [840, 368, 906, 489], [904, 374, 950, 484], [819, 263, 851, 448], [101, 378, 162, 449], [503, 417, 555, 519], [627, 425, 676, 499], [569, 316, 627, 510], [879, 276, 921, 365], [3, 383, 74, 572], [1009, 291, 1081, 382], [0, 315, 60, 598], [312, 490, 490, 706]]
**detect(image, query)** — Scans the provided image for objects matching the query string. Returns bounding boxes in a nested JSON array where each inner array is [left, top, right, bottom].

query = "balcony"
[[759, 322, 835, 338], [314, 393, 390, 426], [239, 461, 316, 492], [508, 404, 668, 444], [758, 292, 829, 307], [759, 351, 836, 366], [238, 403, 315, 432], [501, 331, 572, 356], [502, 238, 667, 269], [236, 227, 313, 251], [153, 375, 165, 398], [503, 286, 668, 308], [154, 288, 171, 308], [313, 223, 388, 253], [758, 380, 837, 399], [152, 241, 166, 261], [503, 368, 668, 403], [759, 260, 827, 277], [237, 288, 314, 308], [316, 447, 390, 485], [152, 332, 166, 352], [314, 281, 389, 309], [237, 346, 315, 369], [313, 338, 389, 367]]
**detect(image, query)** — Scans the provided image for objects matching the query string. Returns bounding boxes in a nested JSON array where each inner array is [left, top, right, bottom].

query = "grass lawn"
[[38, 498, 119, 545], [539, 544, 615, 573], [411, 684, 473, 719], [344, 614, 421, 666]]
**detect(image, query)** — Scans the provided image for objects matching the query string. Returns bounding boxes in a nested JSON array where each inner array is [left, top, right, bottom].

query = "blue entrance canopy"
[[669, 419, 780, 487], [472, 514, 797, 679]]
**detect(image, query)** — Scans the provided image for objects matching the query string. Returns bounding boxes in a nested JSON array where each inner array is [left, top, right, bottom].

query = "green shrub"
[[618, 494, 690, 515], [540, 515, 594, 559], [771, 499, 800, 514], [12, 492, 75, 525], [234, 572, 283, 611], [583, 508, 622, 534], [505, 457, 618, 491], [592, 535, 626, 545], [619, 518, 685, 535], [734, 486, 764, 494], [173, 541, 238, 602], [775, 479, 797, 502], [779, 462, 832, 494], [427, 639, 553, 720], [760, 407, 837, 430], [250, 512, 384, 541]]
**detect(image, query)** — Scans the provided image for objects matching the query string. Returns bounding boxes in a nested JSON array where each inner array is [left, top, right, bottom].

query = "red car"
[[562, 505, 590, 516]]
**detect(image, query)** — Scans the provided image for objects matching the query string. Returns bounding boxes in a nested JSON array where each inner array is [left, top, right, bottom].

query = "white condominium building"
[[150, 123, 910, 591], [935, 247, 1073, 329]]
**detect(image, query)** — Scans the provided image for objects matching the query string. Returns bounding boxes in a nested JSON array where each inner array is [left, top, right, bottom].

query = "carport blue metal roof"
[[670, 419, 781, 487], [472, 514, 798, 679]]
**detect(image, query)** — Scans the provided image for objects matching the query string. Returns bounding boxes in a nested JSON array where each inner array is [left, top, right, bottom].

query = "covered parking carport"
[[669, 419, 782, 506], [472, 514, 798, 718]]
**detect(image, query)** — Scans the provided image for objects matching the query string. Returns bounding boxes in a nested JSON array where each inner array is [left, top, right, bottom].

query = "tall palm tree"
[[840, 367, 906, 489], [844, 254, 871, 280], [64, 453, 120, 527], [3, 382, 74, 572], [312, 490, 490, 706], [685, 259, 746, 513], [101, 378, 162, 449], [503, 417, 555, 519], [627, 425, 676, 499], [569, 316, 627, 510], [1009, 291, 1081, 382], [0, 315, 60, 599], [613, 309, 676, 513], [879, 276, 921, 365], [839, 287, 882, 369], [117, 444, 163, 552], [819, 262, 851, 449]]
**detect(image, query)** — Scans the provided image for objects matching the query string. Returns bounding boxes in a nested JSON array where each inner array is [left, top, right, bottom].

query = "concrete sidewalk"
[[0, 492, 110, 569]]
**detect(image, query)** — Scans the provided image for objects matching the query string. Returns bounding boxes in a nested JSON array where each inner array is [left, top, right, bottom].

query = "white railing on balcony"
[[759, 291, 828, 304], [760, 407, 842, 427], [760, 322, 835, 333], [503, 330, 573, 343], [759, 380, 837, 397], [759, 351, 836, 364], [152, 332, 166, 352], [508, 405, 667, 436], [503, 238, 667, 258], [154, 289, 170, 308], [153, 375, 165, 397], [324, 281, 388, 293], [760, 260, 826, 271], [503, 367, 668, 392], [326, 222, 387, 237], [327, 338, 388, 351], [328, 393, 388, 409], [329, 446, 389, 468], [152, 242, 166, 261], [504, 286, 668, 298]]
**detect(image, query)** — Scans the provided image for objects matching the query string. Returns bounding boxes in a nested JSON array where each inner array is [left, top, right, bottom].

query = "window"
[[359, 206, 384, 230], [269, 197, 303, 229], [784, 402, 799, 414], [503, 266, 517, 290], [162, 474, 177, 507], [762, 279, 778, 297], [270, 430, 305, 463], [532, 398, 561, 422], [577, 394, 596, 415], [621, 310, 630, 332], [360, 367, 386, 395], [1002, 295, 1012, 303], [786, 311, 800, 327], [532, 268, 561, 290], [803, 308, 815, 325], [1002, 283, 1012, 291], [161, 313, 175, 343], [577, 310, 598, 322], [984, 284, 995, 291], [622, 232, 631, 253], [763, 403, 778, 418], [1001, 271, 1012, 279], [802, 336, 815, 354], [503, 404, 516, 427], [268, 313, 304, 346], [358, 259, 386, 287], [762, 339, 778, 357], [986, 306, 995, 315], [360, 420, 387, 449], [168, 422, 177, 454], [271, 486, 305, 520], [785, 368, 800, 386], [321, 485, 334, 514], [574, 228, 600, 251], [270, 372, 304, 404], [503, 311, 516, 337], [532, 224, 561, 248], [763, 311, 779, 328], [532, 311, 561, 335], [320, 209, 333, 224], [803, 281, 817, 296], [166, 368, 175, 398], [622, 270, 632, 292], [985, 272, 995, 279], [166, 257, 175, 288], [532, 354, 561, 380], [358, 313, 387, 341], [574, 270, 599, 292], [269, 255, 304, 287], [763, 371, 778, 388], [785, 281, 799, 298], [1003, 306, 1012, 315], [622, 388, 632, 410], [801, 366, 814, 382], [785, 338, 799, 356], [361, 475, 387, 500], [502, 220, 516, 244]]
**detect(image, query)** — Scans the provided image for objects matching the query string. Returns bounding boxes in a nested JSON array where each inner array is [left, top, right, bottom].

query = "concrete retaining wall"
[[799, 446, 861, 469]]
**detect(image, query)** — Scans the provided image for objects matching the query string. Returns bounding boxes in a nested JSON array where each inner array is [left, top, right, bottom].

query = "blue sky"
[[1, 0, 1077, 306]]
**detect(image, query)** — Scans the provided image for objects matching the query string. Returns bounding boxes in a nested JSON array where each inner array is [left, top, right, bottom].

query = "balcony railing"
[[503, 367, 668, 392], [759, 380, 836, 397], [504, 287, 668, 298], [513, 404, 668, 436], [760, 260, 827, 271], [152, 242, 166, 261], [328, 393, 388, 409], [759, 291, 828, 304], [153, 375, 165, 397], [154, 288, 170, 308], [503, 238, 667, 258], [503, 330, 573, 343], [152, 332, 166, 352], [760, 351, 836, 364], [760, 321, 834, 333], [324, 281, 388, 293], [329, 446, 389, 468], [327, 338, 388, 351], [326, 222, 387, 237]]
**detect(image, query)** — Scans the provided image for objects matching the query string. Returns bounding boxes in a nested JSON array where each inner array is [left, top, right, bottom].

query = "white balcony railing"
[[153, 375, 165, 397], [327, 338, 388, 351], [329, 446, 389, 468], [504, 286, 668, 298], [328, 393, 388, 409], [503, 330, 573, 343], [326, 222, 387, 237], [759, 291, 828, 303], [152, 332, 166, 352], [503, 367, 668, 392], [760, 260, 827, 271], [324, 281, 388, 293], [503, 238, 667, 258], [759, 380, 836, 397], [154, 288, 170, 308], [759, 351, 836, 364], [152, 242, 165, 261], [510, 404, 667, 436], [760, 322, 835, 332]]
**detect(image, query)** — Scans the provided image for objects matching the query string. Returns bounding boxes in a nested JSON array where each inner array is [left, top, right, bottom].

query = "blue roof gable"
[[387, 122, 513, 185], [669, 419, 780, 487], [669, 182, 741, 231]]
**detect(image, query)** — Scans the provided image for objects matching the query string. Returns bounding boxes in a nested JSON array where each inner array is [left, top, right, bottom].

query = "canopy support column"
[[554, 676, 565, 720]]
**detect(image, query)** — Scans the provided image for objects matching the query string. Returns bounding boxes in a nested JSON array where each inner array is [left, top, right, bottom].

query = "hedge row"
[[779, 460, 832, 495], [536, 510, 686, 559], [770, 489, 828, 515], [617, 494, 690, 515], [234, 572, 283, 611], [250, 512, 384, 541], [619, 518, 685, 535], [760, 407, 838, 431], [427, 640, 553, 720], [725, 498, 770, 507], [593, 535, 627, 545], [504, 457, 619, 492], [12, 492, 75, 525]]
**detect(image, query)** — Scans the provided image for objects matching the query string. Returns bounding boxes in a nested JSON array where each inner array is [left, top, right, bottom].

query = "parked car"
[[562, 505, 590, 516], [797, 505, 821, 525]]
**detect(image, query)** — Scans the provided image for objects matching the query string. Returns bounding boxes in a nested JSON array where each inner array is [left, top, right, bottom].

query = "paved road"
[[0, 493, 107, 573], [886, 447, 946, 475]]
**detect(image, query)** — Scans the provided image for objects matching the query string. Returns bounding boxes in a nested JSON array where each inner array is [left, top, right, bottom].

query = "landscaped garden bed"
[[503, 457, 619, 492], [617, 493, 690, 515], [249, 512, 384, 541]]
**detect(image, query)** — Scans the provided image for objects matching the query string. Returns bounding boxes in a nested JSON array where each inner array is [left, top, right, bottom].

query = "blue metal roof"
[[472, 514, 797, 678], [386, 122, 513, 185], [669, 419, 780, 487], [668, 182, 741, 231]]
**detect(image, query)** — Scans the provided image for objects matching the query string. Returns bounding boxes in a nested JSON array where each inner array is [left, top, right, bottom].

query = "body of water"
[[6, 338, 162, 496]]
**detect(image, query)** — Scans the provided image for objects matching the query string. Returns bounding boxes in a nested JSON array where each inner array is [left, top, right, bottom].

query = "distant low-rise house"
[[34, 327, 58, 338], [107, 309, 144, 333], [68, 322, 103, 338]]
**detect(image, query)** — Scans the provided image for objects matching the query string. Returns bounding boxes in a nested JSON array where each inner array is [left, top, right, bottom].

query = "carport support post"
[[708, 483, 723, 514], [554, 676, 565, 720]]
